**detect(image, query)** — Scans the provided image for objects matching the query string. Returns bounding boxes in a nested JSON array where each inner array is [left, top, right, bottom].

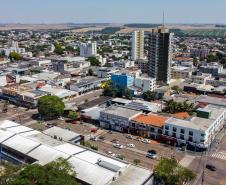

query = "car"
[[90, 136, 98, 141], [46, 123, 54, 128], [113, 143, 124, 149], [126, 135, 133, 139], [142, 139, 151, 144], [146, 150, 157, 159], [108, 130, 113, 134], [111, 139, 119, 143], [58, 117, 64, 121], [106, 151, 116, 157], [134, 137, 143, 141], [127, 143, 135, 148], [206, 164, 216, 171]]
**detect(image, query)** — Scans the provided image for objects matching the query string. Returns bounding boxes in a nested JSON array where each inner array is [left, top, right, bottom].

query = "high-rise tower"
[[131, 30, 144, 61]]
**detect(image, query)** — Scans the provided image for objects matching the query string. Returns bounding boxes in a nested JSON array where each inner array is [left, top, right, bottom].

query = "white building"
[[131, 30, 144, 61], [100, 106, 142, 132], [80, 42, 97, 57], [97, 67, 119, 79], [134, 76, 156, 92], [164, 105, 226, 149]]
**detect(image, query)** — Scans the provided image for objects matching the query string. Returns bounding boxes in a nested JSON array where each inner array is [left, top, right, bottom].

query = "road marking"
[[211, 151, 226, 161], [179, 155, 195, 167]]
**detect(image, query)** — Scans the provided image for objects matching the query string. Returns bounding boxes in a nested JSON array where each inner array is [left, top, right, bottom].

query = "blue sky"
[[0, 0, 225, 24]]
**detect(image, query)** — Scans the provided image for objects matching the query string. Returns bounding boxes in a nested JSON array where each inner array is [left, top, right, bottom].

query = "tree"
[[207, 54, 219, 62], [102, 81, 119, 97], [1, 158, 79, 185], [192, 57, 198, 67], [163, 99, 194, 114], [54, 42, 64, 55], [133, 159, 141, 166], [88, 68, 94, 76], [123, 88, 133, 100], [37, 95, 65, 119], [171, 86, 183, 94], [143, 91, 157, 102], [9, 51, 22, 61], [87, 57, 101, 66], [154, 158, 196, 185], [68, 111, 78, 120]]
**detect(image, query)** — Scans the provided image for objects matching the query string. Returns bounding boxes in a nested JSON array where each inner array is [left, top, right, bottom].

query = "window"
[[165, 131, 169, 135], [172, 133, 176, 138], [158, 129, 162, 134], [189, 131, 193, 136], [180, 134, 184, 140], [200, 139, 205, 143], [189, 136, 193, 142], [150, 127, 155, 132], [173, 127, 177, 132], [201, 133, 205, 137], [165, 125, 169, 130], [180, 129, 185, 134]]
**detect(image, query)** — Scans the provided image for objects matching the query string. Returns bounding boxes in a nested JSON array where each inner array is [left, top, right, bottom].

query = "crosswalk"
[[211, 151, 226, 161]]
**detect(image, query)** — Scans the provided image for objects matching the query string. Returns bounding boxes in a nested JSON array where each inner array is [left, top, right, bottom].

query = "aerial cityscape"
[[0, 0, 226, 185]]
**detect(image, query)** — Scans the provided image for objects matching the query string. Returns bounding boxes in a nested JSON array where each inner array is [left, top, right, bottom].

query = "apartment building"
[[131, 30, 144, 61]]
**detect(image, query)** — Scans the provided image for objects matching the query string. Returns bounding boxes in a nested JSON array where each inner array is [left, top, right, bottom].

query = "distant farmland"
[[172, 29, 226, 37]]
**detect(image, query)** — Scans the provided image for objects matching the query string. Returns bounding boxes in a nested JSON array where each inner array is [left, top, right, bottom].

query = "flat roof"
[[2, 134, 41, 154], [54, 143, 86, 155], [28, 145, 70, 165], [0, 120, 20, 129], [43, 127, 80, 142], [6, 125, 33, 134], [196, 95, 226, 107], [102, 106, 141, 119]]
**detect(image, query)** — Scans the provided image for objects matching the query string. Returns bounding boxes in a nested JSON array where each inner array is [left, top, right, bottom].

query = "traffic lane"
[[99, 131, 184, 160], [90, 140, 157, 170]]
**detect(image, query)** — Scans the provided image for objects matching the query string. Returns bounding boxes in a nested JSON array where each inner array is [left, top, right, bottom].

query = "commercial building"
[[163, 105, 226, 149], [97, 67, 119, 79], [134, 76, 156, 92], [171, 66, 192, 79], [80, 42, 97, 57], [111, 73, 134, 89], [148, 27, 173, 84], [0, 120, 153, 185], [100, 106, 142, 132], [131, 30, 144, 61], [199, 62, 223, 76]]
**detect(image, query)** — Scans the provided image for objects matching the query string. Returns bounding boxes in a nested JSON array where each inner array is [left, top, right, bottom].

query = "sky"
[[0, 0, 226, 24]]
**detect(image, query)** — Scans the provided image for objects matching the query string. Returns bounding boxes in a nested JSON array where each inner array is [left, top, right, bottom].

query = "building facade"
[[131, 30, 144, 61], [148, 28, 173, 84], [80, 42, 97, 58]]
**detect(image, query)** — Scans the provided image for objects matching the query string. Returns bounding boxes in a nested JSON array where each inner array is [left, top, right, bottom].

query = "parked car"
[[206, 164, 216, 171], [126, 135, 133, 139], [90, 136, 97, 141], [111, 139, 119, 143], [46, 123, 54, 128], [142, 139, 151, 144], [146, 150, 157, 159], [127, 143, 135, 148], [113, 143, 124, 149], [106, 151, 116, 157], [108, 130, 113, 134]]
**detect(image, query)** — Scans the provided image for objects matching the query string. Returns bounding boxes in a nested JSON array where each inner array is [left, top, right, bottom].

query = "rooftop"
[[101, 106, 142, 119], [132, 114, 168, 128]]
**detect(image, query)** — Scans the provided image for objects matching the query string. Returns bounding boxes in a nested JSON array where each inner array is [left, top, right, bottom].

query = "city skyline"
[[1, 0, 226, 24]]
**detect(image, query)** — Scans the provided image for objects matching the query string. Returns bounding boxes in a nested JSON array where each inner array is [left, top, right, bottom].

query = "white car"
[[106, 151, 116, 157], [142, 139, 151, 144], [113, 143, 124, 149], [127, 143, 135, 148]]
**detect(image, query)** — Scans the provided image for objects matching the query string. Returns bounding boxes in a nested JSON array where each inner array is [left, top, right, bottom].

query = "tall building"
[[80, 41, 97, 57], [131, 30, 144, 61], [148, 27, 173, 84]]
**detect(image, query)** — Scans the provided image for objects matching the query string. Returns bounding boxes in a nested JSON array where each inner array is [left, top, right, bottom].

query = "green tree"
[[9, 51, 22, 61], [1, 158, 79, 185], [154, 158, 196, 185], [87, 57, 101, 66], [143, 91, 157, 102], [133, 159, 141, 166], [37, 95, 65, 119], [163, 99, 194, 114], [102, 81, 119, 97], [192, 57, 198, 67], [171, 86, 183, 94], [54, 42, 64, 55], [88, 68, 94, 76], [207, 54, 219, 62], [68, 111, 78, 120]]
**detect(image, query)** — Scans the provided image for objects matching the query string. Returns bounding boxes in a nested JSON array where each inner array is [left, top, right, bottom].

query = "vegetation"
[[171, 86, 184, 94], [54, 42, 64, 55], [88, 68, 94, 76], [133, 159, 141, 166], [0, 158, 79, 185], [9, 51, 22, 61], [154, 158, 196, 185], [116, 154, 126, 160], [81, 141, 98, 151], [192, 57, 198, 67], [143, 91, 157, 102], [37, 95, 65, 119], [87, 56, 101, 66], [163, 99, 195, 114], [124, 24, 160, 28], [100, 27, 121, 34], [102, 81, 119, 97], [68, 111, 78, 120]]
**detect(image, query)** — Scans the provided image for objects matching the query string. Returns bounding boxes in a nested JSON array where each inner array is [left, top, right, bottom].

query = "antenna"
[[162, 11, 165, 29]]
